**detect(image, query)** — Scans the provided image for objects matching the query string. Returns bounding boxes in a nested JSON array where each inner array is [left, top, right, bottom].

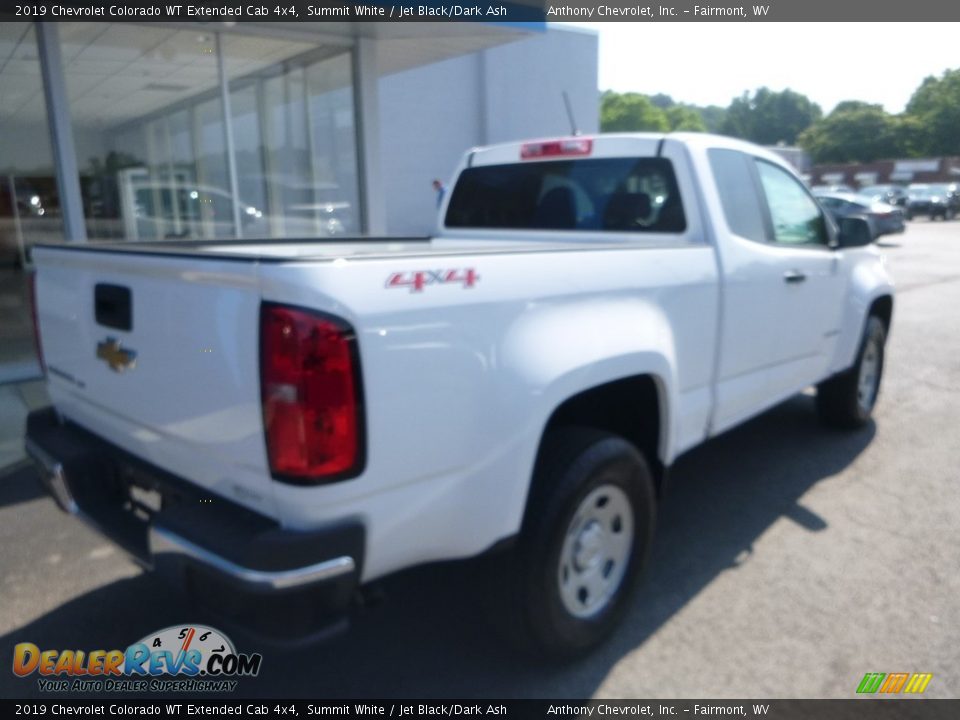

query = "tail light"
[[28, 272, 46, 375], [259, 303, 364, 483]]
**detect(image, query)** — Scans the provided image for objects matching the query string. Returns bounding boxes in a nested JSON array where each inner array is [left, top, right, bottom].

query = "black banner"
[[6, 0, 550, 22], [2, 700, 960, 719], [3, 0, 960, 22]]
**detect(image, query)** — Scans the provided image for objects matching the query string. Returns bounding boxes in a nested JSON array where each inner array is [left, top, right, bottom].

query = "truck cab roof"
[[465, 132, 795, 170]]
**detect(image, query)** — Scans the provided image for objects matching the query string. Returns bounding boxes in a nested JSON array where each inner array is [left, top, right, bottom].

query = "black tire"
[[501, 428, 656, 658], [816, 315, 886, 429]]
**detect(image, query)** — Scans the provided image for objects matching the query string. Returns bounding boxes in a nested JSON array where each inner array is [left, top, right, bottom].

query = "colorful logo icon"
[[856, 672, 933, 694]]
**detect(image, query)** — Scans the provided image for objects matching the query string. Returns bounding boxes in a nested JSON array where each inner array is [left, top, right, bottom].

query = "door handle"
[[783, 270, 807, 284]]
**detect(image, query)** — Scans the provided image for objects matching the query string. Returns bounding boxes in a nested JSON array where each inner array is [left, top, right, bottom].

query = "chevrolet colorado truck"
[[25, 133, 893, 656]]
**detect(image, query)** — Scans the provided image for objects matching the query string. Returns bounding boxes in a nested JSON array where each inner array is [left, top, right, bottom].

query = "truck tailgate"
[[32, 246, 277, 519]]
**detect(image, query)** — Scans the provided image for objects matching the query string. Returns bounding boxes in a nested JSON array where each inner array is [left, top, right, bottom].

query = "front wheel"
[[816, 315, 886, 428], [502, 428, 656, 658]]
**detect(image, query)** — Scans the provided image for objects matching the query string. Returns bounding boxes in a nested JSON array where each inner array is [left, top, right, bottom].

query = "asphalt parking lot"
[[1, 220, 958, 699]]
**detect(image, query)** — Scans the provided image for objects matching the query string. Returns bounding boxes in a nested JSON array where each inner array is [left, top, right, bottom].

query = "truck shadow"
[[0, 394, 874, 698], [0, 461, 46, 507]]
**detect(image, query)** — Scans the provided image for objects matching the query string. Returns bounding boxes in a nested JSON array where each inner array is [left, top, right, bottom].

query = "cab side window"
[[755, 160, 829, 246]]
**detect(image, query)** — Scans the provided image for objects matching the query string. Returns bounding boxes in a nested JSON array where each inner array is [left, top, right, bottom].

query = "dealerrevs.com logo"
[[13, 625, 262, 693]]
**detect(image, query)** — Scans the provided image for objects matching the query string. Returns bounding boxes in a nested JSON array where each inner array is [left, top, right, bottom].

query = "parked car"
[[859, 184, 908, 207], [814, 192, 906, 238], [26, 133, 893, 657], [928, 183, 960, 218], [906, 183, 959, 220]]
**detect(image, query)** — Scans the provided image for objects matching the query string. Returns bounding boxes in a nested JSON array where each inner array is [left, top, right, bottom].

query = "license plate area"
[[113, 461, 186, 523], [127, 483, 162, 520]]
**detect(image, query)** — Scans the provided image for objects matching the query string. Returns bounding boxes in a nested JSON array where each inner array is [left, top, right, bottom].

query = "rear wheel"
[[816, 315, 886, 428], [502, 428, 656, 658]]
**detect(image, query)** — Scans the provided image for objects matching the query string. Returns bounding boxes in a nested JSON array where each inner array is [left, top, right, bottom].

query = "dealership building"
[[0, 20, 599, 382]]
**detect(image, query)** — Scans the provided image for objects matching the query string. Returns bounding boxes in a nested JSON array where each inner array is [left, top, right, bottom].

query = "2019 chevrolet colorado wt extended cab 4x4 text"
[[26, 133, 893, 656]]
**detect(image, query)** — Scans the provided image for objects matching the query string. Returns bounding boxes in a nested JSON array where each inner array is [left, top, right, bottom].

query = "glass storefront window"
[[1, 23, 363, 378], [0, 24, 63, 377], [306, 54, 361, 236], [61, 23, 361, 244], [61, 23, 226, 242], [223, 39, 360, 238]]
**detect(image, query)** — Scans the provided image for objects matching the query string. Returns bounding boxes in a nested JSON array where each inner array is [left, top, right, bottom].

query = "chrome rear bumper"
[[25, 407, 364, 639]]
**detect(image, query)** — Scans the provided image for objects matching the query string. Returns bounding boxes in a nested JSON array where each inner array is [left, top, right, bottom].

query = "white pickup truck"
[[26, 133, 893, 656]]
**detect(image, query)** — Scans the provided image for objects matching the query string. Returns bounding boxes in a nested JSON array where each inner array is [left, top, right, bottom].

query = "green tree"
[[599, 90, 721, 134], [697, 105, 727, 133], [797, 105, 917, 163], [600, 91, 669, 132], [831, 100, 880, 114], [649, 93, 675, 110], [721, 87, 822, 145], [665, 105, 707, 132], [905, 68, 960, 155]]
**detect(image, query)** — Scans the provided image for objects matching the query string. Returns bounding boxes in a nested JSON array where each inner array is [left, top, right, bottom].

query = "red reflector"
[[28, 272, 46, 375], [260, 304, 363, 483], [521, 138, 593, 160]]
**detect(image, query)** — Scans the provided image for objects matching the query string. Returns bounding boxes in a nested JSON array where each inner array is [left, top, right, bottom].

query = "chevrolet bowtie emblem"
[[96, 338, 137, 373]]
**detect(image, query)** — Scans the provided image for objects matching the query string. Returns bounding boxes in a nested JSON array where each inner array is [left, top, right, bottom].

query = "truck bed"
[[33, 234, 686, 263]]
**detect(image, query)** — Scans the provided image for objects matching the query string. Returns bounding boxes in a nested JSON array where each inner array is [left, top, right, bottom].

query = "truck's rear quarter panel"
[[257, 241, 718, 579]]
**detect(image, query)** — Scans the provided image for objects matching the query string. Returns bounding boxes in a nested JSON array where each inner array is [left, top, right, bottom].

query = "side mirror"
[[836, 216, 874, 248]]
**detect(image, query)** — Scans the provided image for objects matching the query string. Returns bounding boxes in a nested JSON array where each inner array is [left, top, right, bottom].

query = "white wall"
[[378, 27, 598, 236], [377, 52, 484, 237], [482, 27, 599, 144]]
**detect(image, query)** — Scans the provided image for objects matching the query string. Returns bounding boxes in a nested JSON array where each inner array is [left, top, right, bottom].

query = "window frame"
[[751, 157, 836, 249], [443, 156, 689, 235]]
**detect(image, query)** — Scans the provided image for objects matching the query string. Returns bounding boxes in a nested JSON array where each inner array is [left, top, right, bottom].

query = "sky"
[[565, 22, 959, 114]]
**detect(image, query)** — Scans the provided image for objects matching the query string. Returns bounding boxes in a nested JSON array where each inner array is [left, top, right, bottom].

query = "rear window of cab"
[[444, 157, 686, 233]]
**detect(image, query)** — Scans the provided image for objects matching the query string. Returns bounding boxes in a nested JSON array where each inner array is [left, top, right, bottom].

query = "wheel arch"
[[526, 374, 669, 521], [830, 252, 895, 376], [870, 294, 894, 334]]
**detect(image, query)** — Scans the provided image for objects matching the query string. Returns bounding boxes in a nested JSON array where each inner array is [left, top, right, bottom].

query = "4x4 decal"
[[386, 269, 479, 293]]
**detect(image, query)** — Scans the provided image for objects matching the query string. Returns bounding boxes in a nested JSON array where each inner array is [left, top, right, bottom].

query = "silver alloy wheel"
[[857, 334, 881, 413], [558, 483, 634, 619]]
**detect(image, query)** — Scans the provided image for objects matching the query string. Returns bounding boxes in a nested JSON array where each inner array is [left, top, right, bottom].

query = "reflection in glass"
[[62, 23, 361, 243], [225, 41, 360, 238], [0, 24, 63, 373]]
